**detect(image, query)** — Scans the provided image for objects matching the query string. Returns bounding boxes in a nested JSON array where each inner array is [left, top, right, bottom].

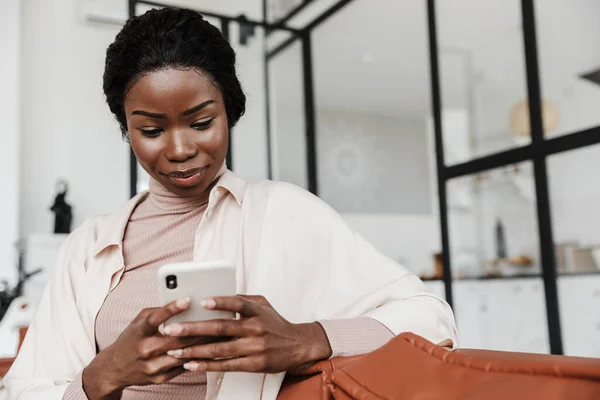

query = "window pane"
[[228, 23, 269, 181], [548, 145, 600, 275], [312, 0, 433, 215], [535, 0, 600, 138], [437, 0, 529, 164], [268, 41, 308, 190], [447, 162, 541, 279], [309, 0, 441, 279]]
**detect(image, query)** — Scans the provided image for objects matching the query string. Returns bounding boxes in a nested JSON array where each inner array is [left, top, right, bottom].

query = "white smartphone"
[[157, 260, 236, 326]]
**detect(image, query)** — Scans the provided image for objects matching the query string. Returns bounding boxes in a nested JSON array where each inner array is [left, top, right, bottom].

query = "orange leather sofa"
[[279, 333, 600, 399], [2, 330, 600, 398]]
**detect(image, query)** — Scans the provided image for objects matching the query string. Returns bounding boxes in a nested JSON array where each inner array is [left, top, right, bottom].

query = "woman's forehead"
[[125, 68, 221, 109]]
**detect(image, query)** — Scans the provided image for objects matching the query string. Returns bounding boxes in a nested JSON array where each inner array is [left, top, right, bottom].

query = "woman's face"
[[124, 68, 229, 197]]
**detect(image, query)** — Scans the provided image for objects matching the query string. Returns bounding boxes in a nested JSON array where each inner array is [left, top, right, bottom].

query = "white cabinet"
[[453, 281, 488, 350], [558, 275, 600, 358], [20, 234, 68, 308], [485, 279, 549, 353], [453, 278, 550, 353]]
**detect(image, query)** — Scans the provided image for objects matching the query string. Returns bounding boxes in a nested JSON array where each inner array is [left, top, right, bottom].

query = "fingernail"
[[200, 298, 216, 309], [167, 349, 183, 357], [176, 297, 191, 309], [184, 362, 198, 371], [164, 324, 182, 335]]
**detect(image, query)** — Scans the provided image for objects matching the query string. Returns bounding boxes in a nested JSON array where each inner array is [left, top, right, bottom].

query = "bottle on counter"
[[495, 218, 507, 259]]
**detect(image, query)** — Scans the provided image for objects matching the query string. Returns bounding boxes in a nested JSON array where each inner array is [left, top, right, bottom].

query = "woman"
[[5, 8, 457, 400]]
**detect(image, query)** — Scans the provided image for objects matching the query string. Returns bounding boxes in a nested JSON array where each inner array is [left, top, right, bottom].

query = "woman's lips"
[[164, 167, 207, 188]]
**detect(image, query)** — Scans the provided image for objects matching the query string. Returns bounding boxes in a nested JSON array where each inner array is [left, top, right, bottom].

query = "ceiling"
[[267, 0, 600, 119], [83, 0, 261, 24]]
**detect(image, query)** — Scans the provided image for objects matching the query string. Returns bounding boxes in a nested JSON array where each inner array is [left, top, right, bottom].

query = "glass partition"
[[309, 0, 441, 278], [437, 0, 529, 164], [267, 41, 308, 189], [447, 162, 540, 279]]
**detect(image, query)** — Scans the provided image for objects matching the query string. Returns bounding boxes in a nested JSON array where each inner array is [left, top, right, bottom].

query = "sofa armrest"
[[278, 355, 365, 400], [278, 333, 600, 400]]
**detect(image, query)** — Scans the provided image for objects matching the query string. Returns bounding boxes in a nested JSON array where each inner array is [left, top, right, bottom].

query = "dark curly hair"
[[103, 8, 246, 139]]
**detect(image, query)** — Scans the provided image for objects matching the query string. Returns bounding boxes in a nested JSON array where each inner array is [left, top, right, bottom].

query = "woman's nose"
[[164, 130, 199, 162]]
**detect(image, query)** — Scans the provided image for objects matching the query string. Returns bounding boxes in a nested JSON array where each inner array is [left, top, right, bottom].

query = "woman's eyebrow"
[[182, 100, 216, 116], [131, 110, 166, 119], [130, 100, 216, 118]]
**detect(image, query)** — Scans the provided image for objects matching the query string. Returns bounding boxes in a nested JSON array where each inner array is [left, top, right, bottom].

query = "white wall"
[[228, 18, 269, 182], [20, 0, 127, 238], [317, 109, 438, 276], [0, 0, 22, 285], [342, 214, 440, 277], [317, 109, 432, 214]]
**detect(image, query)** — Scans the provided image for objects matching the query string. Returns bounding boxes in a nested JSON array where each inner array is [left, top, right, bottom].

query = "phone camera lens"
[[166, 275, 178, 290]]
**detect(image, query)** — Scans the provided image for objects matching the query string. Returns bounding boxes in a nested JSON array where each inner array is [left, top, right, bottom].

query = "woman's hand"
[[82, 297, 205, 400], [163, 295, 332, 373]]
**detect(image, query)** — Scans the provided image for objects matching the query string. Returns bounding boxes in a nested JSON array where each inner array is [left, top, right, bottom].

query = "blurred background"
[[2, 0, 600, 362]]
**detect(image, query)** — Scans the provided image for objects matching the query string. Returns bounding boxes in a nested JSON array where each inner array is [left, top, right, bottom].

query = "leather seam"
[[404, 336, 600, 381], [331, 370, 389, 400]]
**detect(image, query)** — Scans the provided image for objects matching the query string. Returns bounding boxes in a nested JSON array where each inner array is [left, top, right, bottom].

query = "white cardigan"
[[5, 171, 458, 400]]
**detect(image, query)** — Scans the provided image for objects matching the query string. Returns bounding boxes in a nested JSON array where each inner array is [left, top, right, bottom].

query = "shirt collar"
[[92, 170, 248, 256], [92, 191, 148, 256], [213, 169, 248, 206]]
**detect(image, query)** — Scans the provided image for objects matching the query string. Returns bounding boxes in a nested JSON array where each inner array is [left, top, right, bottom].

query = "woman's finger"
[[142, 354, 187, 376], [238, 295, 272, 308], [164, 317, 248, 337], [204, 296, 263, 317], [168, 337, 262, 359], [139, 335, 206, 359], [183, 356, 272, 373], [144, 297, 191, 332]]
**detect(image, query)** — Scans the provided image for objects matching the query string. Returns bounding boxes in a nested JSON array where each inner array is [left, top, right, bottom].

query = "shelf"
[[452, 274, 542, 282], [420, 277, 443, 282], [436, 271, 600, 282], [558, 271, 600, 277]]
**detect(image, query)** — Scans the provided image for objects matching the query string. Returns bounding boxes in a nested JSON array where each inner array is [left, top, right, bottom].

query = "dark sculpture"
[[50, 179, 72, 234]]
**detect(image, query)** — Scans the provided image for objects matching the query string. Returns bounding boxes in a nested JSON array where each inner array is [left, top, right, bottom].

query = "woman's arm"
[[261, 182, 459, 351], [312, 220, 459, 351], [318, 317, 395, 358]]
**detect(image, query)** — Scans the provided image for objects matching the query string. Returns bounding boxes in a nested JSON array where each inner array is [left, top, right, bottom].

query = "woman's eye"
[[192, 118, 215, 131], [139, 128, 163, 137]]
